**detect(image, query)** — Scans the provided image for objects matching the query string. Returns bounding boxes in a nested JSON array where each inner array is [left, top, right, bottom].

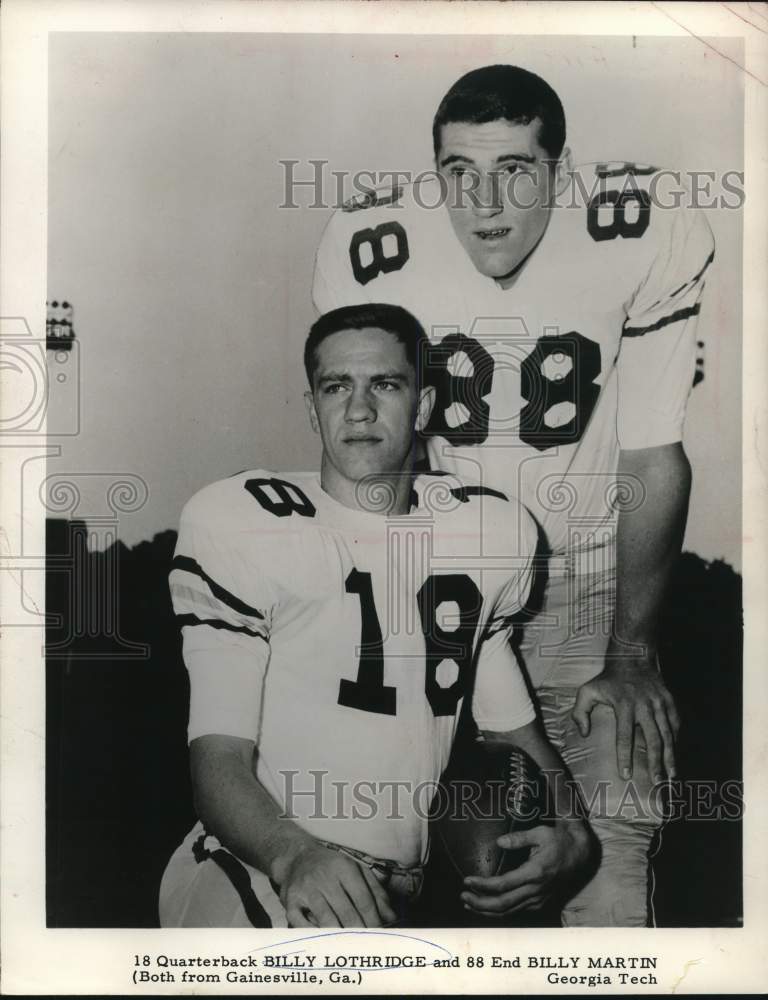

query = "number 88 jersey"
[[313, 165, 715, 554], [169, 469, 538, 866]]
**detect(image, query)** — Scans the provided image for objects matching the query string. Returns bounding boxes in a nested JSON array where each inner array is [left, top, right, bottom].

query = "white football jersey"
[[313, 164, 715, 554], [170, 470, 538, 865]]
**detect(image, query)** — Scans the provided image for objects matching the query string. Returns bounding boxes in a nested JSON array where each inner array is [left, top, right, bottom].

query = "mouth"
[[343, 435, 382, 445], [474, 227, 511, 242]]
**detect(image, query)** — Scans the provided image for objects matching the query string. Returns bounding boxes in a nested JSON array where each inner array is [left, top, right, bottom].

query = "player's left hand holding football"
[[460, 820, 592, 917]]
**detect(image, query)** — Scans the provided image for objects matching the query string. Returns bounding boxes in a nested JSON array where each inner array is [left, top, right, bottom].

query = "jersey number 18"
[[340, 569, 482, 718]]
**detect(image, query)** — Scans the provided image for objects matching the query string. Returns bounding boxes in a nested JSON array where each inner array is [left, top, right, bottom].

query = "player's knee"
[[158, 847, 250, 928], [580, 775, 663, 827], [567, 707, 663, 827], [158, 845, 189, 927], [562, 888, 649, 928]]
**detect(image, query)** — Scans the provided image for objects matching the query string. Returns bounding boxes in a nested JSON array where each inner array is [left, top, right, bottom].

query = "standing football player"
[[313, 65, 715, 926], [159, 303, 592, 928]]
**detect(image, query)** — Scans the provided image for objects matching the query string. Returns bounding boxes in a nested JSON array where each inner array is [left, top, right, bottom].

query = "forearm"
[[614, 442, 691, 651], [480, 721, 587, 834], [190, 736, 314, 884], [190, 736, 396, 927], [570, 445, 689, 778]]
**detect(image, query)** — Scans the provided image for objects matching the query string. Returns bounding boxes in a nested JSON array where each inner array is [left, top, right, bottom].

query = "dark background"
[[46, 518, 742, 928]]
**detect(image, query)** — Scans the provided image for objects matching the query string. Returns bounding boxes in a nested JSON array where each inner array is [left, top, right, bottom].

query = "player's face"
[[306, 327, 434, 512], [437, 119, 566, 286]]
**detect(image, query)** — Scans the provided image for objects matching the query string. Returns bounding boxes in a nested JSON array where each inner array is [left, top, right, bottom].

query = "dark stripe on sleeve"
[[666, 250, 715, 300], [688, 249, 715, 288], [622, 303, 701, 338], [175, 613, 268, 642], [647, 251, 714, 310], [172, 555, 265, 619], [191, 833, 273, 928], [450, 485, 509, 503]]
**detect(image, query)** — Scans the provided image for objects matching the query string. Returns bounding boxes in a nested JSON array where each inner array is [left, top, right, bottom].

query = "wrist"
[[558, 814, 590, 840], [606, 635, 657, 663], [558, 816, 594, 862], [267, 828, 316, 886]]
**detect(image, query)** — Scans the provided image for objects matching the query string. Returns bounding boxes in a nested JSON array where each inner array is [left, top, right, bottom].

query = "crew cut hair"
[[304, 303, 431, 389], [432, 64, 566, 160]]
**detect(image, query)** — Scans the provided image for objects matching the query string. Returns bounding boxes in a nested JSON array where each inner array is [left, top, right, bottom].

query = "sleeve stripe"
[[648, 250, 715, 309], [176, 613, 268, 642], [666, 249, 715, 300], [171, 554, 266, 620], [622, 303, 700, 338], [450, 485, 509, 503]]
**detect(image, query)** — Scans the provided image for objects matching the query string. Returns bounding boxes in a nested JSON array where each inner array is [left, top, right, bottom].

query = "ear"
[[553, 146, 573, 197], [415, 385, 436, 433], [304, 390, 320, 434]]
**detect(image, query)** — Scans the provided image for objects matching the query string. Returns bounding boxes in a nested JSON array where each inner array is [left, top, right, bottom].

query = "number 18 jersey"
[[313, 164, 715, 554], [170, 470, 538, 865]]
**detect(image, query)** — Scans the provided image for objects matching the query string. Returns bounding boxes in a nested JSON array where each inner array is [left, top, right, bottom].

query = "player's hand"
[[571, 645, 681, 783], [277, 842, 397, 928], [460, 821, 593, 917]]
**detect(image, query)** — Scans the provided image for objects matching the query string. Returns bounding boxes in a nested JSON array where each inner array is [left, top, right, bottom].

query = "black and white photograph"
[[1, 1, 766, 995]]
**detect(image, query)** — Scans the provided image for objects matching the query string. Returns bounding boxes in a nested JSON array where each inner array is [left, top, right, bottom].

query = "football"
[[432, 742, 553, 881]]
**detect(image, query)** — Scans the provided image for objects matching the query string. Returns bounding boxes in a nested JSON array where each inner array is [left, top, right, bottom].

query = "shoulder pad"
[[241, 473, 317, 520], [183, 471, 317, 527], [342, 185, 405, 213], [448, 483, 509, 505], [591, 161, 659, 180]]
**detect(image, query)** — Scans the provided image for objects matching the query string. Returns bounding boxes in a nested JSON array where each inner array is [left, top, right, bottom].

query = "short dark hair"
[[432, 64, 566, 160], [304, 303, 430, 388]]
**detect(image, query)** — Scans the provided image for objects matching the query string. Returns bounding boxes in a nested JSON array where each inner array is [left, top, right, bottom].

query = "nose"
[[471, 173, 503, 218], [345, 385, 376, 422]]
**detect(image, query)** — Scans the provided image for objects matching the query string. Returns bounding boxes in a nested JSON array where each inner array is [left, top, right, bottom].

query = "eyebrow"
[[439, 152, 537, 168], [317, 371, 410, 385]]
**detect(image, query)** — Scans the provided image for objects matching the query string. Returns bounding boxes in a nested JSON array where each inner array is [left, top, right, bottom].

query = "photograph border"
[[2, 1, 766, 995]]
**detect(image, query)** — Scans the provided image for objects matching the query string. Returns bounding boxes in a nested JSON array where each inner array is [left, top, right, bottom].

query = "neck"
[[320, 457, 414, 516]]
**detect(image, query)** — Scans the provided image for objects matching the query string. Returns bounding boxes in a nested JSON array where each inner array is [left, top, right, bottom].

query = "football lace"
[[506, 748, 533, 819]]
